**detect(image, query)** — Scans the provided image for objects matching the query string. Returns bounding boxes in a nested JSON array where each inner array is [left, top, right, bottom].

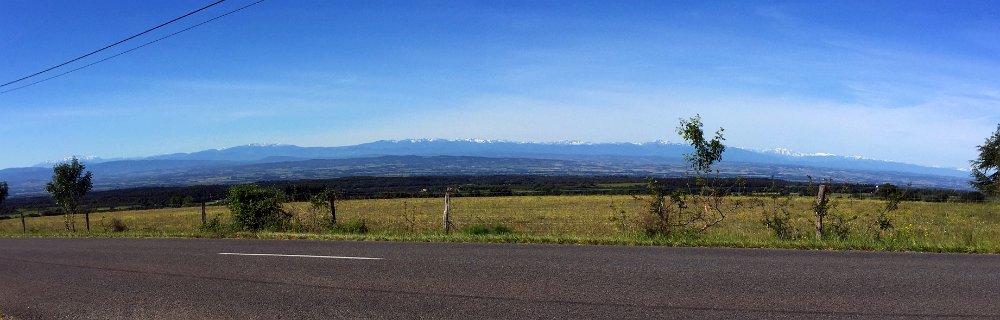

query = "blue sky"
[[1, 0, 998, 170]]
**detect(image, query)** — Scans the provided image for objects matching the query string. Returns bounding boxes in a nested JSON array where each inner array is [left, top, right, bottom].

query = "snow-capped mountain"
[[32, 155, 117, 167], [138, 139, 965, 177], [1, 139, 971, 196]]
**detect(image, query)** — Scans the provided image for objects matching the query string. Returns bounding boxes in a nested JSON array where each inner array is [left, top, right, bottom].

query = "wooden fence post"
[[201, 202, 207, 226], [85, 210, 90, 232], [443, 190, 452, 234], [329, 192, 337, 226], [814, 184, 827, 240], [21, 212, 26, 233]]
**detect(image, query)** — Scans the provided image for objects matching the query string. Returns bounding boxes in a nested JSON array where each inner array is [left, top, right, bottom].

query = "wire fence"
[[281, 195, 649, 236], [1, 191, 996, 236], [283, 191, 996, 237]]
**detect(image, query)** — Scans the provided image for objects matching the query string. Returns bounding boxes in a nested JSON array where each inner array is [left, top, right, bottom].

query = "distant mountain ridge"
[[145, 139, 967, 178], [0, 139, 972, 196]]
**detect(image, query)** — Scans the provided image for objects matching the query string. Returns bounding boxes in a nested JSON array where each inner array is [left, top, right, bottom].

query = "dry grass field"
[[2, 195, 997, 252]]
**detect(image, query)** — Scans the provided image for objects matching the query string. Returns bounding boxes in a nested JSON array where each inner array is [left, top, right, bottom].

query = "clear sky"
[[1, 0, 998, 170]]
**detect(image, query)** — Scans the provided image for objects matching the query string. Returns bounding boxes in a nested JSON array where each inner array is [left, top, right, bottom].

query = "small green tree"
[[873, 183, 909, 240], [644, 115, 736, 236], [971, 124, 1000, 197], [45, 157, 93, 232], [225, 184, 287, 231], [677, 114, 726, 175]]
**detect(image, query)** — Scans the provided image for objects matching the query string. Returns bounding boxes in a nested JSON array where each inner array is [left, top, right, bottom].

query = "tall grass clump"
[[330, 219, 369, 234], [463, 223, 514, 235]]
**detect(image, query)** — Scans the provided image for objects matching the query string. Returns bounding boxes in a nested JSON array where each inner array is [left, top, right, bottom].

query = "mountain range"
[[0, 139, 973, 196]]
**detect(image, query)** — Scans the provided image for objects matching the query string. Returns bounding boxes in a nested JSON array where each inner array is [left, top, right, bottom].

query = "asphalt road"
[[1, 238, 998, 319]]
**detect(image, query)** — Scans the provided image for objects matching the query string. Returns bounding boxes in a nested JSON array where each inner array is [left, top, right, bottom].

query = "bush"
[[762, 214, 796, 240], [225, 185, 288, 231], [107, 218, 128, 232], [462, 223, 514, 235], [825, 213, 856, 240], [199, 215, 230, 234], [872, 183, 907, 240], [755, 195, 799, 240], [284, 204, 331, 233]]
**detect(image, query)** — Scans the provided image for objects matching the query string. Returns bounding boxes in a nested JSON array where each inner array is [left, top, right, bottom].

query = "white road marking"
[[218, 253, 383, 260]]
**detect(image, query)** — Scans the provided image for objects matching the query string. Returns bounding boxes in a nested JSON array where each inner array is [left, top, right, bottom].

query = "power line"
[[0, 0, 265, 95], [0, 0, 227, 88]]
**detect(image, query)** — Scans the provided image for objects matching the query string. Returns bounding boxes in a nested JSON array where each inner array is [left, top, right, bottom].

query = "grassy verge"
[[2, 229, 999, 254]]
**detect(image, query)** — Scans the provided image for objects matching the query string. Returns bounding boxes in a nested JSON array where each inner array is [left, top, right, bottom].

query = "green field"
[[2, 195, 998, 252]]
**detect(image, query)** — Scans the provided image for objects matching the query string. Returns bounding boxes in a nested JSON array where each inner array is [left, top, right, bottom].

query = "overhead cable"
[[1, 0, 265, 95], [0, 0, 227, 88]]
